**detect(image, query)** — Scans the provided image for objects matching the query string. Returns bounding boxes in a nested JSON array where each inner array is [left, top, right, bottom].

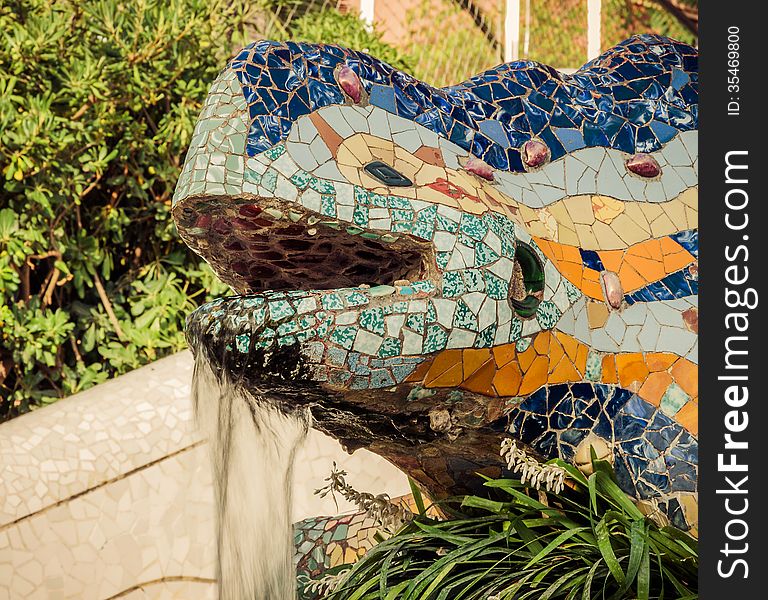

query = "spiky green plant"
[[324, 459, 698, 600]]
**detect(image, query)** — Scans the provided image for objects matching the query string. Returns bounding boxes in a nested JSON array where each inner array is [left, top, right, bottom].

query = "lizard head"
[[173, 37, 700, 530], [173, 41, 575, 409]]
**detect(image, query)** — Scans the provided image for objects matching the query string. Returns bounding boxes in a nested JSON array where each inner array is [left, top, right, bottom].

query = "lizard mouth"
[[174, 197, 434, 294]]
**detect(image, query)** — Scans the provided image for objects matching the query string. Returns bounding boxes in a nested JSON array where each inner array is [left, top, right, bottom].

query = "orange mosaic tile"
[[533, 236, 696, 299], [601, 355, 618, 384], [639, 371, 674, 406], [671, 358, 698, 398], [492, 361, 523, 396], [674, 401, 699, 436], [616, 353, 650, 390], [423, 349, 461, 381], [645, 352, 678, 372], [462, 348, 492, 379], [414, 333, 697, 437], [463, 359, 497, 395]]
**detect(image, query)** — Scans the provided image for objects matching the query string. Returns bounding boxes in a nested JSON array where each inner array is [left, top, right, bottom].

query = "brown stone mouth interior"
[[175, 199, 432, 294]]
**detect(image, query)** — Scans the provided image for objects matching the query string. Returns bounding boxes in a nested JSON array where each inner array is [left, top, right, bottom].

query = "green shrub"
[[326, 460, 698, 599], [0, 0, 255, 419]]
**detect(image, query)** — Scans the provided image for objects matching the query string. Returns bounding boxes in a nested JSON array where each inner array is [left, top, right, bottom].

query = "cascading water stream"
[[192, 354, 311, 600]]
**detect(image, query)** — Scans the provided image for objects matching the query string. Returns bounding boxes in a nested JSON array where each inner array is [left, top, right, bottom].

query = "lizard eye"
[[364, 161, 413, 187], [509, 242, 546, 319]]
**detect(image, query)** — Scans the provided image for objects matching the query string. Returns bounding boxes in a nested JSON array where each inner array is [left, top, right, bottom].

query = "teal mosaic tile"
[[344, 290, 369, 307], [515, 336, 532, 352], [441, 271, 465, 297], [321, 293, 345, 311], [585, 351, 603, 381], [423, 324, 448, 354], [359, 307, 385, 335], [261, 168, 278, 192], [535, 300, 561, 329], [405, 313, 425, 334], [483, 270, 509, 299], [330, 325, 357, 350], [453, 300, 478, 331], [459, 213, 488, 240], [268, 299, 295, 322], [660, 382, 690, 417], [378, 337, 402, 358]]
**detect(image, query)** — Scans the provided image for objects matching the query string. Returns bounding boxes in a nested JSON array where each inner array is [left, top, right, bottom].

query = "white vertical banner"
[[360, 0, 375, 32], [504, 0, 521, 62], [587, 0, 602, 60]]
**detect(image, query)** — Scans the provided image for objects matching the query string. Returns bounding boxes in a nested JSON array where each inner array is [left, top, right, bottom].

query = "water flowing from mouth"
[[192, 354, 310, 600]]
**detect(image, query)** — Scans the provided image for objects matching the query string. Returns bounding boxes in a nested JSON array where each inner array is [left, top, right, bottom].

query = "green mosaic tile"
[[235, 334, 250, 353], [359, 307, 385, 335], [459, 213, 488, 240], [564, 279, 581, 302], [290, 170, 312, 189], [436, 252, 451, 270], [535, 300, 561, 330], [462, 269, 485, 292], [316, 313, 332, 337], [483, 270, 509, 299], [251, 306, 266, 326], [378, 337, 402, 358], [368, 285, 396, 297], [321, 293, 344, 311], [660, 382, 690, 417], [309, 177, 335, 194], [426, 301, 437, 323], [585, 351, 603, 381], [295, 329, 317, 342], [344, 291, 369, 307], [387, 196, 412, 209], [261, 168, 278, 192], [277, 321, 299, 336], [268, 299, 295, 322], [474, 242, 499, 266], [244, 169, 262, 184], [263, 144, 286, 160], [391, 209, 414, 222], [515, 336, 532, 352], [352, 204, 369, 227], [320, 194, 336, 217], [330, 325, 357, 350], [441, 271, 465, 297], [423, 325, 448, 354], [369, 192, 388, 207], [477, 323, 496, 347], [253, 327, 276, 350], [435, 213, 459, 233], [411, 280, 435, 293], [353, 185, 370, 205], [405, 313, 425, 334], [453, 300, 478, 331]]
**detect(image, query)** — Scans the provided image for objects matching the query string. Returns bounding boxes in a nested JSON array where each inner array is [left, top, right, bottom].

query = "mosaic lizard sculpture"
[[173, 34, 699, 570]]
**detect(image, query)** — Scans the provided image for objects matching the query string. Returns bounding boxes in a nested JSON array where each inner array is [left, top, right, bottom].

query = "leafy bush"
[[327, 460, 698, 600]]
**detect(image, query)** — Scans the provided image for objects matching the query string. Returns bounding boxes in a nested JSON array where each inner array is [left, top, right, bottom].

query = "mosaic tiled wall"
[[173, 33, 698, 544], [0, 352, 409, 598]]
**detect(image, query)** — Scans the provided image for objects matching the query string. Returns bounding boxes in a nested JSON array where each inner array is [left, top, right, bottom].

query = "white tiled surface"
[[0, 351, 409, 599]]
